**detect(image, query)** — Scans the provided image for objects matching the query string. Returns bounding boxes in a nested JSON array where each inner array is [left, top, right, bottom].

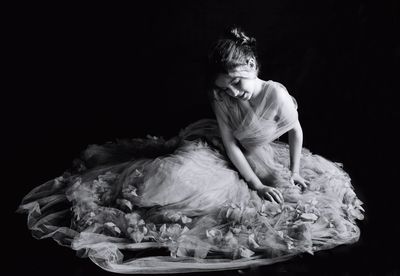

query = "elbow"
[[289, 121, 303, 137], [289, 121, 303, 139]]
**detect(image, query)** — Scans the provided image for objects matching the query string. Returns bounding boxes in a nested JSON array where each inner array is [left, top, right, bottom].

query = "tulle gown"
[[18, 80, 364, 274]]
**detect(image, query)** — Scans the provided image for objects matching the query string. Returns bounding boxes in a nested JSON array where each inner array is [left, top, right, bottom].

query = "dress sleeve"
[[257, 81, 299, 142], [270, 81, 299, 122]]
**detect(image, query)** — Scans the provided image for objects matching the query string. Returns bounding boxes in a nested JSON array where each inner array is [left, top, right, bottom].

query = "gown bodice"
[[213, 80, 299, 151]]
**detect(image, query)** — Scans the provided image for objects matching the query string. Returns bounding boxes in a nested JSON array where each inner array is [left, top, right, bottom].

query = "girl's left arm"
[[288, 120, 309, 188]]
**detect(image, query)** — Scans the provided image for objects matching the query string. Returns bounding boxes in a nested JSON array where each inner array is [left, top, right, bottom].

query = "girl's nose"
[[229, 86, 240, 97]]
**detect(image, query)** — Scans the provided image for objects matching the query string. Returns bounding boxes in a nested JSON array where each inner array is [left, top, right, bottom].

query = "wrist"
[[246, 177, 264, 190], [290, 170, 300, 177]]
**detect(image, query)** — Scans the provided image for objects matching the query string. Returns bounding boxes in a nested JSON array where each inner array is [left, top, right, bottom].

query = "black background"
[[6, 1, 399, 275]]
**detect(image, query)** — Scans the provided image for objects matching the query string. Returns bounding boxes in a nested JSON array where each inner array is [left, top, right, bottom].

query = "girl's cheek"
[[238, 83, 247, 91]]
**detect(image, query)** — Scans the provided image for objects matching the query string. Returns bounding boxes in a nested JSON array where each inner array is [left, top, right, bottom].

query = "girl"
[[18, 27, 364, 274]]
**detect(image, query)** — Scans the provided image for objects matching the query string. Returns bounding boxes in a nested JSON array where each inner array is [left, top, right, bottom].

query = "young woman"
[[18, 27, 364, 273]]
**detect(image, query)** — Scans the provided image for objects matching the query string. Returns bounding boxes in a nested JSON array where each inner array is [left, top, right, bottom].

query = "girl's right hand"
[[257, 186, 283, 204]]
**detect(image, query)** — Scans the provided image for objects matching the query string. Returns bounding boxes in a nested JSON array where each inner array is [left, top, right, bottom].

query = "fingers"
[[264, 192, 274, 203], [290, 175, 309, 190], [258, 186, 284, 204], [264, 188, 283, 204], [271, 189, 283, 203]]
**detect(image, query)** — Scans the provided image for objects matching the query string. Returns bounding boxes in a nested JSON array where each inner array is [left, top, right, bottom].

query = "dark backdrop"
[[6, 1, 399, 275]]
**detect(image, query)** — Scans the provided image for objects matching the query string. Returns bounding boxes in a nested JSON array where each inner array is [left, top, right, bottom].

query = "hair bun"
[[228, 27, 256, 47]]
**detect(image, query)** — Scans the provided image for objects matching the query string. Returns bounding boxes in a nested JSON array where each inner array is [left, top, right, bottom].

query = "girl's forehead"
[[228, 69, 256, 78], [214, 67, 257, 88], [228, 64, 257, 78]]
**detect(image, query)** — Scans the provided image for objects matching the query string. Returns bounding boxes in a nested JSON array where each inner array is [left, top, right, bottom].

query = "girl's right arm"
[[214, 106, 283, 203]]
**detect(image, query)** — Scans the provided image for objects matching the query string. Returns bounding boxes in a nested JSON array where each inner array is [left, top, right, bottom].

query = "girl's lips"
[[238, 91, 251, 100]]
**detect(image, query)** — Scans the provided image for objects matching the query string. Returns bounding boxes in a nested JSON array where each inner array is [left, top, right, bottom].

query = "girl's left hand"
[[290, 172, 310, 189]]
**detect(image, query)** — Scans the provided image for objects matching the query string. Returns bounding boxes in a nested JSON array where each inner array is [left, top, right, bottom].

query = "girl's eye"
[[232, 79, 240, 85]]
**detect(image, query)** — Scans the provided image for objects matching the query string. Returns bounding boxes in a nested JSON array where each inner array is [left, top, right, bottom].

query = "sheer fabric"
[[18, 80, 364, 274], [213, 80, 300, 184]]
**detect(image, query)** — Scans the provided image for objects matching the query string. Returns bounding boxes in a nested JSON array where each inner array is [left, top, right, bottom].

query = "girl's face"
[[214, 64, 259, 101]]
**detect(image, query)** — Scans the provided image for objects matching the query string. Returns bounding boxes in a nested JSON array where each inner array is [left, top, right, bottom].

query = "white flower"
[[116, 199, 133, 211], [248, 234, 260, 249], [181, 215, 192, 224], [239, 247, 254, 258], [129, 230, 145, 243], [159, 224, 187, 242], [104, 222, 121, 235], [206, 228, 224, 244], [300, 213, 318, 222]]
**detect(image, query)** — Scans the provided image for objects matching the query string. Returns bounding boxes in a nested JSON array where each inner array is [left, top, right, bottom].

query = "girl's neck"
[[250, 78, 265, 103]]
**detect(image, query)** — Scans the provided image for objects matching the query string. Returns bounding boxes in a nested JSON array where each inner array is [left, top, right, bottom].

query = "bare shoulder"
[[269, 80, 288, 94], [267, 81, 294, 103]]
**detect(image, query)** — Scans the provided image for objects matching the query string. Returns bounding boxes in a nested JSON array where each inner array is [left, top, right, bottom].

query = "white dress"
[[18, 80, 364, 274]]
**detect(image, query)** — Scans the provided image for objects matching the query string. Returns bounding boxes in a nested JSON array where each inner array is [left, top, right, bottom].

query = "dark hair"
[[206, 27, 259, 100]]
